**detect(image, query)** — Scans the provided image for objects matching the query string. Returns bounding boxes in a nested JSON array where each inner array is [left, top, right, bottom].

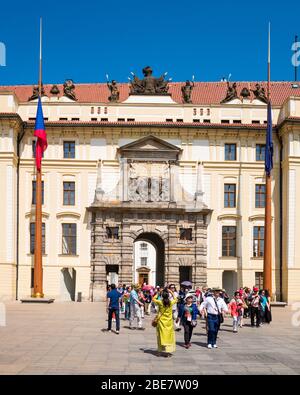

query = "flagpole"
[[33, 17, 44, 298], [263, 22, 272, 296]]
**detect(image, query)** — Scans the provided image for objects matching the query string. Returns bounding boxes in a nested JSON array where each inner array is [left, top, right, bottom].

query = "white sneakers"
[[207, 344, 212, 349], [208, 344, 218, 349], [213, 344, 218, 348]]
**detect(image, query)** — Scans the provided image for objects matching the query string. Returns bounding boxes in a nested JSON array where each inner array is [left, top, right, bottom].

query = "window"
[[221, 119, 230, 124], [30, 222, 45, 254], [176, 119, 183, 122], [255, 184, 266, 208], [200, 108, 204, 116], [117, 118, 125, 122], [63, 141, 75, 158], [255, 272, 264, 289], [193, 119, 200, 123], [127, 118, 135, 122], [166, 119, 173, 122], [233, 120, 241, 124], [252, 120, 260, 124], [62, 224, 77, 255], [91, 118, 97, 121], [71, 118, 79, 121], [59, 118, 68, 121], [140, 243, 148, 251], [253, 226, 264, 257], [106, 226, 119, 240], [207, 108, 210, 116], [224, 184, 236, 208], [222, 226, 236, 257], [32, 140, 44, 158], [225, 144, 236, 160], [179, 228, 192, 241], [140, 257, 148, 266], [256, 144, 266, 161], [193, 108, 197, 116], [97, 107, 101, 114], [32, 181, 44, 205], [104, 107, 108, 114], [101, 118, 108, 122], [203, 119, 211, 123], [91, 107, 94, 114], [63, 182, 75, 205]]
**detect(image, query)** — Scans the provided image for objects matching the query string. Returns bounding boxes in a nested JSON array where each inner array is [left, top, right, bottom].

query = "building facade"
[[1, 72, 300, 302]]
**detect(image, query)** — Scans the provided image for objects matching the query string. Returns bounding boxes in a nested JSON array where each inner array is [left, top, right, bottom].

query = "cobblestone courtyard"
[[0, 301, 299, 375]]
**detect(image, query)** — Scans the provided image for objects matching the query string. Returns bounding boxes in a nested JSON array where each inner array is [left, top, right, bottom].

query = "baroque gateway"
[[1, 67, 300, 302]]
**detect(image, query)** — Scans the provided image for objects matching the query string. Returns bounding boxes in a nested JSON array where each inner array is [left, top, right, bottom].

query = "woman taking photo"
[[152, 288, 177, 357]]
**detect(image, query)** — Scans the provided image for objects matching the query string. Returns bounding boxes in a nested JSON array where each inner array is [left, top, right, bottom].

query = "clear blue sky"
[[0, 0, 299, 85]]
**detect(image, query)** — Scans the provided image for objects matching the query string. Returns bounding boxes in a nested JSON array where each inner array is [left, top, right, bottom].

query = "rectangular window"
[[255, 184, 266, 208], [63, 182, 75, 205], [256, 144, 266, 161], [222, 226, 236, 257], [166, 119, 173, 122], [253, 226, 264, 257], [32, 181, 44, 205], [32, 140, 44, 158], [224, 184, 236, 208], [203, 119, 211, 123], [62, 224, 77, 255], [179, 228, 192, 241], [106, 226, 119, 240], [63, 141, 75, 158], [255, 272, 264, 289], [101, 118, 108, 122], [117, 118, 125, 122], [140, 257, 147, 266], [233, 120, 241, 124], [30, 222, 45, 254], [225, 144, 236, 160]]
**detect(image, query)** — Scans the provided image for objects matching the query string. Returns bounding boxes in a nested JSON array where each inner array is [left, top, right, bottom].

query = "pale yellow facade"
[[0, 86, 300, 303]]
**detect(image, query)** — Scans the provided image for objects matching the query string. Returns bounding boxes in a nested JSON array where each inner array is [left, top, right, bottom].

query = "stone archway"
[[134, 232, 165, 287]]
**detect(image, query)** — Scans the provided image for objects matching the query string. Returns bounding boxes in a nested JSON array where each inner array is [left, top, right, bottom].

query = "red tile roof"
[[1, 81, 300, 106]]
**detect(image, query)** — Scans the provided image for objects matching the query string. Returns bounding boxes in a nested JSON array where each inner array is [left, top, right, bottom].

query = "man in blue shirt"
[[106, 283, 122, 334]]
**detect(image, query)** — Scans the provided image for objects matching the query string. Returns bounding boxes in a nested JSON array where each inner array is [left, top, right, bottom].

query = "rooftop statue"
[[251, 83, 268, 104], [181, 80, 195, 103], [220, 81, 238, 104], [63, 79, 77, 101], [130, 66, 169, 95], [107, 79, 119, 102], [28, 84, 45, 101]]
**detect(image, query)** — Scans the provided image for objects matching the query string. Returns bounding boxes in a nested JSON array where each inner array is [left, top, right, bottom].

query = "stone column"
[[121, 158, 128, 202], [169, 161, 177, 203], [194, 216, 208, 287], [195, 161, 204, 203], [94, 160, 104, 202]]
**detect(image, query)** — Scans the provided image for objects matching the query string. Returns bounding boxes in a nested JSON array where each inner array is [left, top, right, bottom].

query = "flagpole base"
[[31, 292, 44, 298]]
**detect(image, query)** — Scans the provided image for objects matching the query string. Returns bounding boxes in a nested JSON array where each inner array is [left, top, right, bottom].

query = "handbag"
[[151, 307, 168, 328], [213, 297, 224, 324]]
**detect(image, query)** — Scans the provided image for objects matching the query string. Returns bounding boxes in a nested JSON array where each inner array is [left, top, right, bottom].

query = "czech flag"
[[34, 96, 47, 170]]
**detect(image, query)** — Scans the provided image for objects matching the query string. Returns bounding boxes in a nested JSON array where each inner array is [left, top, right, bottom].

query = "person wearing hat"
[[178, 293, 198, 348], [200, 287, 228, 349], [248, 286, 261, 327]]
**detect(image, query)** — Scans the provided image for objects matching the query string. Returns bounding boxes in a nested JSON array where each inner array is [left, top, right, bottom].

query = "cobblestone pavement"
[[0, 301, 300, 375]]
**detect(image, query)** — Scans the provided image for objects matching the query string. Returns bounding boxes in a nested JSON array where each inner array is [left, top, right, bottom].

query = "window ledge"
[[58, 254, 79, 257], [251, 257, 264, 260], [219, 256, 239, 259]]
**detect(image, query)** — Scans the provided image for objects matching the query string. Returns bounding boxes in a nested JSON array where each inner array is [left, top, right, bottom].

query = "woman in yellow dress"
[[152, 288, 177, 357]]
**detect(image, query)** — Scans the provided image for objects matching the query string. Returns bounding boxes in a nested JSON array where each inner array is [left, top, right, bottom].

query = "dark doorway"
[[179, 266, 192, 284], [135, 233, 165, 287], [61, 268, 76, 301]]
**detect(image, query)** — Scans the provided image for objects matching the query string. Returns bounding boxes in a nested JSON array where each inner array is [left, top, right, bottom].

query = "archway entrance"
[[134, 233, 165, 287]]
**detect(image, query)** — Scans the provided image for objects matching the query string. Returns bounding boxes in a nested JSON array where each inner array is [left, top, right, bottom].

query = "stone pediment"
[[118, 135, 182, 160]]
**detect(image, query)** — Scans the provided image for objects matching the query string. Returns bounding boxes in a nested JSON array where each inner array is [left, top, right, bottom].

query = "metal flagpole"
[[263, 22, 272, 296], [33, 17, 44, 298]]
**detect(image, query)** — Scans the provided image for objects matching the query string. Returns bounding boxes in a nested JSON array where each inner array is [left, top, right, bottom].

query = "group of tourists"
[[106, 282, 272, 357]]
